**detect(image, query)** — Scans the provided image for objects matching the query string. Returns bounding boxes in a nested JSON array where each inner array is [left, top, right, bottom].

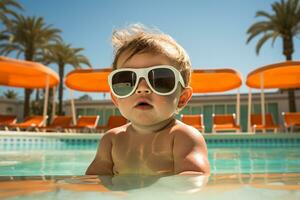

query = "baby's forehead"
[[116, 52, 174, 69]]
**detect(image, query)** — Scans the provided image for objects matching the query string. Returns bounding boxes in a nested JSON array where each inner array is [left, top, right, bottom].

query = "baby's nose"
[[135, 79, 152, 95]]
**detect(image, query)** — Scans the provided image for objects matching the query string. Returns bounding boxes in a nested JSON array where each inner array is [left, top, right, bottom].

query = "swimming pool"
[[0, 132, 299, 176], [0, 131, 300, 199]]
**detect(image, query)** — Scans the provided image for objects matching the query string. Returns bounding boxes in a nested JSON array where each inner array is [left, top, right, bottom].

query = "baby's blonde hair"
[[111, 24, 191, 86]]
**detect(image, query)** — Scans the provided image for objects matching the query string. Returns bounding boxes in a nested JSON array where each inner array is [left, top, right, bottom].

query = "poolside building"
[[63, 90, 300, 133], [1, 90, 299, 133]]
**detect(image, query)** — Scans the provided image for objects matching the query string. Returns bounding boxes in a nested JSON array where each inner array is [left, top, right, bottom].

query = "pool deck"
[[1, 130, 300, 139], [0, 173, 299, 199]]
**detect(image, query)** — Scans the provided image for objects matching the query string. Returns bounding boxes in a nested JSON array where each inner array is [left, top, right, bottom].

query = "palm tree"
[[43, 42, 92, 115], [3, 89, 18, 99], [0, 0, 23, 42], [0, 0, 23, 28], [247, 0, 300, 112], [0, 14, 61, 117]]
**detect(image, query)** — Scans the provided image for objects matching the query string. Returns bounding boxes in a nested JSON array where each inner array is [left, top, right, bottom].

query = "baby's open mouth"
[[135, 102, 153, 109]]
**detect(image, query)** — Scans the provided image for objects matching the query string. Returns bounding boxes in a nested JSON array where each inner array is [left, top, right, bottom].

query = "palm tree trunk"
[[33, 89, 41, 114], [287, 89, 296, 112], [58, 64, 65, 115], [35, 89, 40, 101], [283, 36, 296, 112], [23, 53, 34, 118], [48, 88, 54, 122], [24, 88, 32, 118]]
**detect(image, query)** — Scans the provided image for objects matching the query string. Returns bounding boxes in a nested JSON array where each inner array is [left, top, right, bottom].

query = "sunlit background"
[[1, 0, 300, 99]]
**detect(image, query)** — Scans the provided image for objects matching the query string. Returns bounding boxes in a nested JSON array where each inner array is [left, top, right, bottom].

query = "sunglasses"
[[108, 65, 186, 98]]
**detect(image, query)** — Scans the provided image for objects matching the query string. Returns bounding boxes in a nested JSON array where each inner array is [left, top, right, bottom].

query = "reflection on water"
[[0, 174, 299, 200], [60, 174, 209, 192], [0, 175, 209, 199]]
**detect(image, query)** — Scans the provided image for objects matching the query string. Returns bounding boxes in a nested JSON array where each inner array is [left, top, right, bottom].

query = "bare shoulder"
[[170, 120, 206, 144], [103, 123, 130, 139], [171, 120, 210, 174]]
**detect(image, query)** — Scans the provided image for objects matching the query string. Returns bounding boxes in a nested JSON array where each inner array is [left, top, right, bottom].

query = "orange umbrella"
[[0, 56, 59, 88], [65, 68, 111, 92], [191, 68, 242, 93], [245, 61, 300, 132], [246, 61, 300, 89], [65, 68, 112, 124], [191, 68, 242, 127], [66, 68, 243, 93], [0, 56, 59, 124]]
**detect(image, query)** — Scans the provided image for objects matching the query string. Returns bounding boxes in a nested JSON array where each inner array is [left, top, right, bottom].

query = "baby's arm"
[[86, 133, 114, 175], [173, 126, 210, 175]]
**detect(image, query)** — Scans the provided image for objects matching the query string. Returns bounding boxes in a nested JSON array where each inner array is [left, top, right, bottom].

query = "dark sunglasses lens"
[[148, 68, 176, 93], [111, 71, 136, 96]]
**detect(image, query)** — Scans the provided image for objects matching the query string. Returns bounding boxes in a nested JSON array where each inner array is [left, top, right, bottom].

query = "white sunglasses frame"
[[108, 65, 186, 98]]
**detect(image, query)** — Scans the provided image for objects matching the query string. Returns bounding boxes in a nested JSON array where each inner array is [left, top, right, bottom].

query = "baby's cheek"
[[159, 96, 180, 110], [117, 101, 132, 116]]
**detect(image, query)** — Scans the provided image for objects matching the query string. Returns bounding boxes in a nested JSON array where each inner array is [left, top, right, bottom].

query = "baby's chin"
[[124, 109, 175, 125], [130, 118, 160, 127], [132, 116, 175, 127]]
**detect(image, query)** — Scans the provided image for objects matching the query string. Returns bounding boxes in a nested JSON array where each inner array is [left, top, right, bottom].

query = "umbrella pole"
[[43, 76, 50, 126], [247, 87, 252, 133], [51, 86, 56, 123], [236, 88, 240, 126], [260, 73, 266, 133], [69, 89, 77, 125]]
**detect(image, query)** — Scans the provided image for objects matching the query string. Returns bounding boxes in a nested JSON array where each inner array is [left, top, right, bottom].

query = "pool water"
[[1, 173, 300, 200], [0, 143, 299, 176], [0, 133, 300, 200], [209, 147, 300, 174]]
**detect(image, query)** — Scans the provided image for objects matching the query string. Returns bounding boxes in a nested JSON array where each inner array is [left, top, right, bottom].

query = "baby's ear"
[[177, 86, 193, 109], [110, 92, 119, 107]]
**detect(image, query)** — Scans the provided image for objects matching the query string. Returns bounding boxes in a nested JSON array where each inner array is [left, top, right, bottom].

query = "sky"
[[1, 0, 300, 100]]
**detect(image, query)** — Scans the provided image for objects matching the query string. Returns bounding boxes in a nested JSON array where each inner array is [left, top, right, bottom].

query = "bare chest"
[[111, 133, 174, 175]]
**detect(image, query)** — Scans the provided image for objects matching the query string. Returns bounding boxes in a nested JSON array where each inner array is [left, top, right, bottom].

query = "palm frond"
[[42, 41, 91, 69], [246, 22, 275, 43], [247, 0, 300, 56], [271, 32, 280, 47], [0, 14, 62, 60], [0, 0, 23, 27], [256, 11, 273, 19], [255, 33, 274, 55]]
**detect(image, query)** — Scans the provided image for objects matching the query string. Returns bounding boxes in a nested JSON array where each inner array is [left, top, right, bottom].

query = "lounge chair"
[[7, 115, 48, 131], [250, 113, 280, 133], [38, 115, 73, 132], [97, 115, 128, 132], [65, 115, 99, 133], [282, 112, 300, 133], [0, 115, 17, 131], [181, 114, 205, 133], [212, 113, 241, 133]]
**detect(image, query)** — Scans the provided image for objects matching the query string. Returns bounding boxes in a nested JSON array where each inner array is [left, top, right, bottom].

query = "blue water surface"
[[0, 140, 299, 176]]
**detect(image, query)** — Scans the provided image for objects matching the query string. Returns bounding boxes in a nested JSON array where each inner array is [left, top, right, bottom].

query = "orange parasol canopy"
[[65, 67, 243, 93], [191, 68, 242, 93], [65, 68, 112, 92], [0, 56, 59, 89], [246, 61, 300, 89]]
